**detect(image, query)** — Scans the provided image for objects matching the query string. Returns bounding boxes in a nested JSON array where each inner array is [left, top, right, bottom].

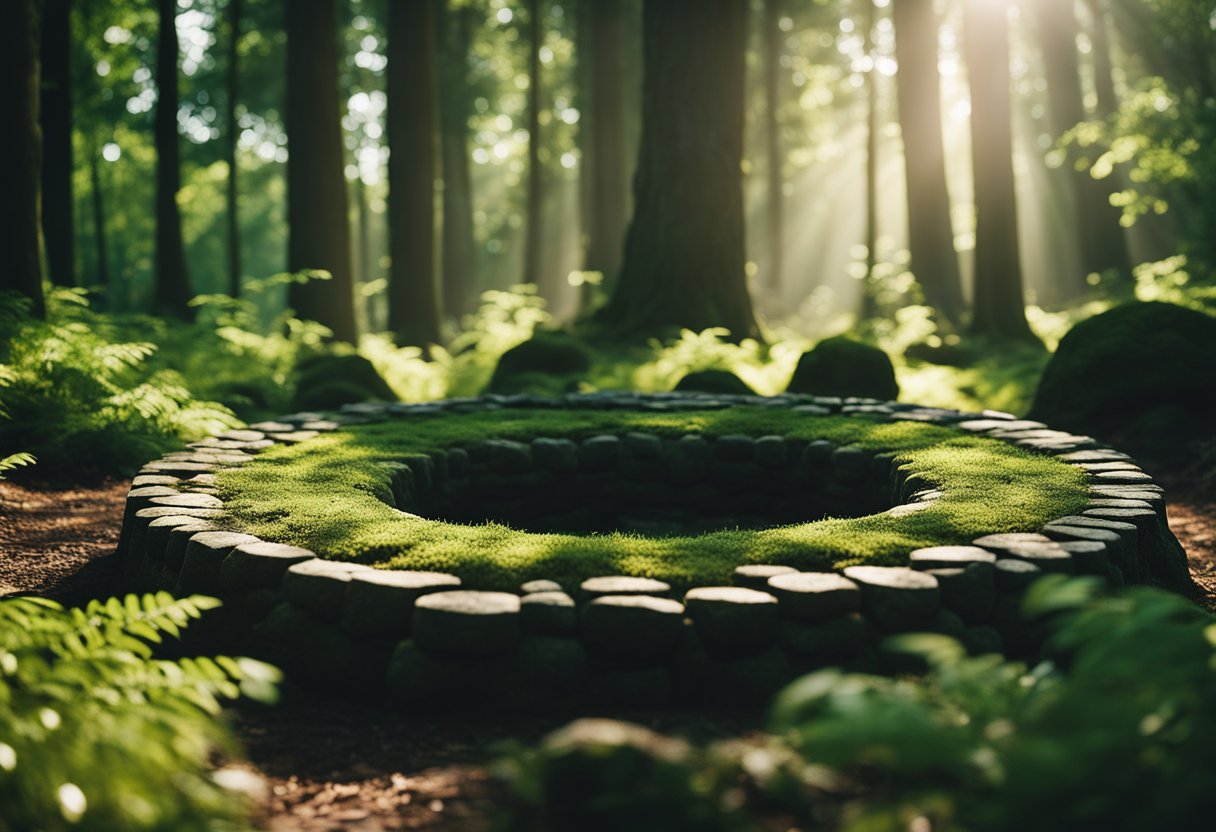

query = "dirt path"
[[3, 475, 1215, 829]]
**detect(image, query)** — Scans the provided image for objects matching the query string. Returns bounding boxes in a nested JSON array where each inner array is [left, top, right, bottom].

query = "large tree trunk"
[[154, 0, 193, 318], [41, 0, 75, 288], [860, 0, 879, 320], [964, 0, 1034, 341], [1, 0, 45, 318], [1085, 0, 1119, 119], [523, 0, 545, 293], [224, 0, 242, 297], [387, 0, 441, 347], [762, 0, 784, 300], [1032, 0, 1131, 289], [584, 0, 629, 294], [597, 0, 757, 340], [285, 0, 357, 343], [437, 0, 477, 320], [892, 0, 964, 324], [89, 148, 110, 292]]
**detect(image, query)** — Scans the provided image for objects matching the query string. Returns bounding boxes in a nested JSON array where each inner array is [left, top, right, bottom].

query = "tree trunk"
[[524, 0, 545, 294], [437, 0, 477, 320], [861, 0, 879, 320], [1, 0, 45, 318], [762, 0, 784, 299], [597, 0, 757, 340], [1085, 0, 1119, 119], [964, 0, 1034, 341], [89, 148, 110, 292], [285, 0, 358, 343], [1032, 0, 1131, 288], [154, 0, 193, 318], [891, 0, 965, 324], [225, 0, 242, 297], [584, 0, 629, 293], [41, 0, 75, 288], [386, 0, 441, 347]]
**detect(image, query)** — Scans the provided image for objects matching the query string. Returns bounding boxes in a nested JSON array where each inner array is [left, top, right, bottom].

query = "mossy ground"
[[216, 409, 1088, 591]]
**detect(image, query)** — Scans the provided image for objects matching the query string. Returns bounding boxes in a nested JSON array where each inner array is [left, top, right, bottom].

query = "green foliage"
[[499, 579, 1216, 831], [787, 336, 899, 400], [0, 592, 280, 831], [217, 408, 1088, 590]]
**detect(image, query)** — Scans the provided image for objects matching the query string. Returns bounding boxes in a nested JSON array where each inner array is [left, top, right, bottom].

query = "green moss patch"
[[216, 408, 1088, 591]]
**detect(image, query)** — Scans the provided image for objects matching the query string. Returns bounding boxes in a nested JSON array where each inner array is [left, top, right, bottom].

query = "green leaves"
[[0, 593, 279, 831]]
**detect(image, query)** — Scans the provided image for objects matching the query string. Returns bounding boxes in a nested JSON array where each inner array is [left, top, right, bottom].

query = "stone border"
[[115, 391, 1186, 709]]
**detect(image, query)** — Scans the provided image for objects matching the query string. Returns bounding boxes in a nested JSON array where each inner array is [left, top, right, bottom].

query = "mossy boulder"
[[293, 354, 396, 409], [673, 369, 755, 396], [486, 332, 592, 395], [1029, 302, 1216, 445], [786, 336, 899, 400]]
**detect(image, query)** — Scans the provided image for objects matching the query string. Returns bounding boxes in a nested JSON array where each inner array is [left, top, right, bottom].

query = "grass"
[[216, 408, 1089, 591]]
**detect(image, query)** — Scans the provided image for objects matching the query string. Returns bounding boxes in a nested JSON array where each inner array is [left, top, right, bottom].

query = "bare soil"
[[3, 471, 1215, 829]]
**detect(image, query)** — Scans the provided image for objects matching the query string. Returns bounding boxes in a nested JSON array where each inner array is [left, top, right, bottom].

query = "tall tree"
[[1, 0, 45, 318], [598, 0, 757, 339], [437, 0, 477, 320], [89, 148, 110, 292], [584, 0, 630, 292], [1032, 0, 1131, 287], [523, 0, 545, 291], [387, 0, 442, 347], [41, 0, 75, 288], [762, 0, 784, 298], [1085, 0, 1119, 119], [860, 0, 879, 319], [964, 0, 1034, 340], [892, 0, 965, 323], [154, 0, 193, 318], [224, 0, 242, 298], [285, 0, 357, 343]]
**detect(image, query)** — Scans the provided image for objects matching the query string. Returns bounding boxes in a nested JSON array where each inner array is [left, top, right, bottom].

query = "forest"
[[1, 0, 1215, 829]]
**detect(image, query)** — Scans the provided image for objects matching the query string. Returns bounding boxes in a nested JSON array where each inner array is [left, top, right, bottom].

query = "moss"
[[673, 369, 755, 396], [216, 407, 1088, 592], [294, 354, 396, 406], [487, 332, 593, 394], [1030, 301, 1216, 443], [787, 336, 899, 400]]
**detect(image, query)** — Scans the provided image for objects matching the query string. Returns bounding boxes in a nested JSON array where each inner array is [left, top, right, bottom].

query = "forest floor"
[[1, 462, 1214, 830]]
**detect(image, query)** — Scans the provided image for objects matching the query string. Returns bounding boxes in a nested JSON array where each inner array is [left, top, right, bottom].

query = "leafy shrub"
[[0, 593, 280, 831], [499, 578, 1216, 831]]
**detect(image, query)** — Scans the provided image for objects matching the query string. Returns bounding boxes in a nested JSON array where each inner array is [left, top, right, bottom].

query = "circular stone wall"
[[115, 391, 1192, 710]]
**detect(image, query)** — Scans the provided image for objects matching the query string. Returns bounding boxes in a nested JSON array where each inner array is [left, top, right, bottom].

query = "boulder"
[[786, 336, 899, 400]]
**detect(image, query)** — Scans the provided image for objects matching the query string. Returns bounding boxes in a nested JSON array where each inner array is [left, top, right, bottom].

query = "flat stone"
[[580, 435, 622, 470], [1091, 470, 1156, 485], [1082, 506, 1157, 532], [957, 419, 1046, 433], [714, 434, 755, 462], [521, 578, 563, 594], [531, 437, 578, 472], [623, 432, 662, 459], [520, 591, 578, 635], [412, 590, 522, 657], [753, 435, 789, 467], [994, 558, 1042, 590], [178, 531, 261, 594], [908, 546, 997, 570], [1057, 449, 1133, 464], [843, 566, 940, 630], [130, 475, 181, 488], [580, 575, 671, 597], [779, 613, 868, 660], [144, 515, 212, 563], [580, 595, 686, 663], [925, 564, 995, 624], [163, 523, 220, 574], [767, 572, 861, 622], [341, 570, 462, 637], [221, 541, 316, 590], [150, 493, 224, 510], [830, 446, 871, 482], [988, 542, 1074, 574], [446, 447, 469, 477], [732, 564, 798, 590], [486, 439, 532, 471], [1076, 462, 1141, 474], [684, 586, 779, 657], [284, 559, 375, 619]]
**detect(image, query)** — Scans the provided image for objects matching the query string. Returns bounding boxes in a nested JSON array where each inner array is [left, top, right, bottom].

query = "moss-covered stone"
[[486, 331, 592, 395], [673, 369, 755, 396], [1029, 302, 1216, 446], [294, 353, 396, 408], [786, 336, 899, 400]]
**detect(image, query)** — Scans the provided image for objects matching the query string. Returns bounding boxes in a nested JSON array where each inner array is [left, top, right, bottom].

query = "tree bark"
[[41, 0, 75, 288], [387, 0, 442, 347], [597, 0, 757, 340], [437, 0, 477, 320], [225, 0, 242, 297], [523, 0, 545, 293], [285, 0, 358, 343], [154, 0, 193, 318], [89, 148, 110, 292], [1032, 0, 1131, 288], [964, 0, 1034, 341], [1, 0, 45, 318], [891, 0, 965, 324], [861, 0, 879, 320], [762, 0, 784, 299], [1085, 0, 1119, 119]]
